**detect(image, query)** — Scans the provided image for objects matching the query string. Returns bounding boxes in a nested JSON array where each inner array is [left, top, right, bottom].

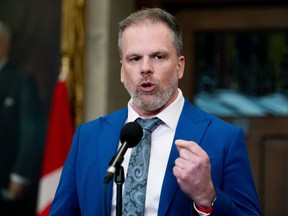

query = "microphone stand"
[[115, 165, 125, 216]]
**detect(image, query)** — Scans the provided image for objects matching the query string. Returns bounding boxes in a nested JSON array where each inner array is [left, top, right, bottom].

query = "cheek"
[[121, 70, 135, 89], [121, 65, 139, 83], [161, 71, 179, 89], [161, 66, 179, 82]]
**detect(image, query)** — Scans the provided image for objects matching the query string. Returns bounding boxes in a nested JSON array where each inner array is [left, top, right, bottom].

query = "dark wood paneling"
[[260, 135, 288, 215], [133, 2, 288, 215], [136, 0, 288, 12]]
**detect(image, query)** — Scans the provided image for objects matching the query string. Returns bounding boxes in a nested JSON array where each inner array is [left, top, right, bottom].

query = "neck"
[[132, 105, 162, 118], [132, 89, 179, 118]]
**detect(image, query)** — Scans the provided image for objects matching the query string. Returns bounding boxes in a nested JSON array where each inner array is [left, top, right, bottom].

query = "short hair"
[[0, 20, 11, 44], [118, 8, 183, 58]]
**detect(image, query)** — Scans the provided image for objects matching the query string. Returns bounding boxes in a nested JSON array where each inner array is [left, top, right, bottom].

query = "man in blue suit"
[[50, 8, 261, 216]]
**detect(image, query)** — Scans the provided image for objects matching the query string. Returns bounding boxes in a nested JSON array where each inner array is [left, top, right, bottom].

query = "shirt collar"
[[127, 88, 185, 131]]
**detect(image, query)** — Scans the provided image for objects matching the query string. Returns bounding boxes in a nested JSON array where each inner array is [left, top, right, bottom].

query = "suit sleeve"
[[209, 128, 261, 216], [49, 125, 82, 216]]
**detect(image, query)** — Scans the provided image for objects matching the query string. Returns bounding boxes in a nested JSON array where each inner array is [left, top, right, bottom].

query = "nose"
[[140, 56, 153, 74]]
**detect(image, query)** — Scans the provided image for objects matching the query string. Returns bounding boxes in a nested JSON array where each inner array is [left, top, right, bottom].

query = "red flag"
[[36, 80, 74, 216]]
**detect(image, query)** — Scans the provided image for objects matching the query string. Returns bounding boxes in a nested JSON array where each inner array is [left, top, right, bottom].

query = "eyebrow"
[[125, 49, 169, 57], [150, 50, 168, 56]]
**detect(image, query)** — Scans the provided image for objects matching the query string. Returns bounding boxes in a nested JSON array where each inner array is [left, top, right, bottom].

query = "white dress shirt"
[[111, 89, 184, 215]]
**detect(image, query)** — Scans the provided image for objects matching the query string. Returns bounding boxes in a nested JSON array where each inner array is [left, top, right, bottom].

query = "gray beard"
[[126, 80, 178, 111]]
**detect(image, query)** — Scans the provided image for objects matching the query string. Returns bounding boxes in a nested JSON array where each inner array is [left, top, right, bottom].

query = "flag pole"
[[61, 0, 86, 127]]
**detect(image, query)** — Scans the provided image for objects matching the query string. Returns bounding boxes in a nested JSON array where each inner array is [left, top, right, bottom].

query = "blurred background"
[[0, 0, 287, 215]]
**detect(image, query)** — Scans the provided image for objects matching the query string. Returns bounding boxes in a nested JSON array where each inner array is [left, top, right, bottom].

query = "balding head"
[[118, 8, 183, 59]]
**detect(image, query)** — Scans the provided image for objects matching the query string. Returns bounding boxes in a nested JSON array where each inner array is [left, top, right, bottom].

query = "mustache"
[[137, 75, 158, 86]]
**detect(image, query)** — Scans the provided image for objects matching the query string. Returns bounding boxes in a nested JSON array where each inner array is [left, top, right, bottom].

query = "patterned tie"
[[122, 117, 162, 215]]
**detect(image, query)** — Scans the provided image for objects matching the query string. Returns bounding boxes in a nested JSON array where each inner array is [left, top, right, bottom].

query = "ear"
[[177, 56, 185, 79], [120, 61, 124, 83]]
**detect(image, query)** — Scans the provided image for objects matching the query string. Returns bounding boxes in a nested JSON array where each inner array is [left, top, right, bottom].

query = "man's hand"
[[173, 139, 216, 208], [9, 180, 26, 200]]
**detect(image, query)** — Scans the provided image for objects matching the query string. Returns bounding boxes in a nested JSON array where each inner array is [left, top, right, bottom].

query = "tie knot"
[[136, 117, 162, 133]]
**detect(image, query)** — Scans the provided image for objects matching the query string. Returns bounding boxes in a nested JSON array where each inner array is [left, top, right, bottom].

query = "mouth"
[[140, 81, 156, 93]]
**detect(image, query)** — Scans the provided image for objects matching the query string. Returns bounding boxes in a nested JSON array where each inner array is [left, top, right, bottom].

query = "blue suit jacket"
[[50, 99, 261, 216]]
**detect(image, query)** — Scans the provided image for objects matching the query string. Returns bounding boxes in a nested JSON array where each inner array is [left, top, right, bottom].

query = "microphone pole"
[[115, 166, 124, 216], [104, 122, 143, 184], [103, 121, 143, 216]]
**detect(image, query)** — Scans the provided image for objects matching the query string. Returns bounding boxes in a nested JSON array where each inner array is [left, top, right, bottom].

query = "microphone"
[[104, 121, 143, 183]]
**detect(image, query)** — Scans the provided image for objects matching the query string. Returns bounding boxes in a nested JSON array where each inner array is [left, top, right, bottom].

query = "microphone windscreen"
[[120, 122, 143, 148]]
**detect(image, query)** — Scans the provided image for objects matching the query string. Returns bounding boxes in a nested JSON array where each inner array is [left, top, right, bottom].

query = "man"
[[0, 21, 40, 215], [50, 8, 261, 216]]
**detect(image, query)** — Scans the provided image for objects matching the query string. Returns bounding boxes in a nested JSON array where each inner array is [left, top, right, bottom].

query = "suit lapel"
[[96, 109, 128, 214], [158, 100, 211, 216]]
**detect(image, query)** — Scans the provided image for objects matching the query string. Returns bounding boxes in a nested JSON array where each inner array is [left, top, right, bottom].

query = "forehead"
[[121, 22, 175, 53], [123, 21, 172, 38]]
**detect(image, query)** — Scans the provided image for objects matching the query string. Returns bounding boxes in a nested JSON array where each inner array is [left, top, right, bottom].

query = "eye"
[[128, 56, 141, 62], [153, 54, 165, 60]]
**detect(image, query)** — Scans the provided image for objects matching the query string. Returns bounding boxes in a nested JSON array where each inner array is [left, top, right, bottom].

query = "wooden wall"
[[136, 1, 288, 215]]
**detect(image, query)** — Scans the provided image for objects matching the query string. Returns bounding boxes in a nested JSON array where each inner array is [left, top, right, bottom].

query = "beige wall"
[[84, 0, 134, 122]]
